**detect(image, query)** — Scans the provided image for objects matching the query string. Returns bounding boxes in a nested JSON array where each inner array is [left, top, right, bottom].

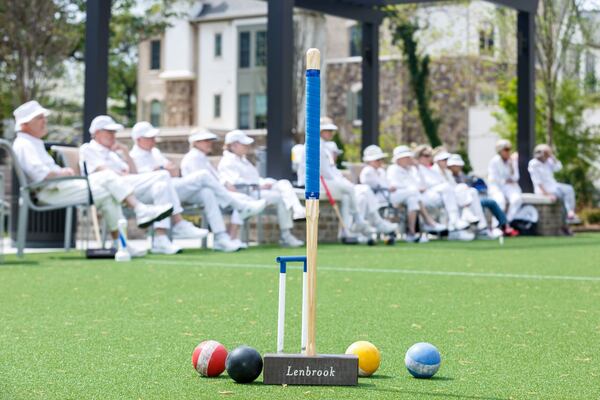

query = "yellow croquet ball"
[[345, 341, 381, 377]]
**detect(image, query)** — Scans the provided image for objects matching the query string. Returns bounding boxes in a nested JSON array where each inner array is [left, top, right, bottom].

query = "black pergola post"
[[361, 21, 380, 150], [83, 0, 111, 143], [517, 10, 536, 193], [266, 0, 294, 180]]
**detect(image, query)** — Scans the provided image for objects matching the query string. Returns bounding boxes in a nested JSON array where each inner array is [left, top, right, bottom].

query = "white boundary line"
[[144, 259, 600, 283]]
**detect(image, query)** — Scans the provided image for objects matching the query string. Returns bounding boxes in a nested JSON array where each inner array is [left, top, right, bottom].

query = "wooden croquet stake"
[[305, 48, 320, 357]]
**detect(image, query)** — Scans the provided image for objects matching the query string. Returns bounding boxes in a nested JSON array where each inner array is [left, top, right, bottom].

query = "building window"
[[255, 31, 267, 67], [585, 52, 597, 93], [347, 84, 362, 124], [239, 32, 250, 68], [238, 94, 250, 129], [349, 25, 362, 57], [254, 94, 267, 128], [214, 94, 221, 118], [150, 100, 162, 126], [479, 22, 494, 56], [150, 40, 161, 70], [215, 33, 222, 57]]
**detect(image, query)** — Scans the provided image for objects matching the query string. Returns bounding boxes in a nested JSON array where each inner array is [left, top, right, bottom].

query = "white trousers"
[[254, 178, 300, 231], [173, 171, 249, 234], [389, 188, 421, 212], [455, 184, 487, 228], [489, 183, 522, 222], [355, 184, 386, 225], [421, 183, 460, 222], [537, 183, 575, 215], [121, 170, 183, 229], [37, 170, 132, 231], [321, 177, 360, 229]]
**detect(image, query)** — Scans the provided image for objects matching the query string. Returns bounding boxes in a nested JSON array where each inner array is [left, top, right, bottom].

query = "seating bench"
[[521, 193, 565, 236]]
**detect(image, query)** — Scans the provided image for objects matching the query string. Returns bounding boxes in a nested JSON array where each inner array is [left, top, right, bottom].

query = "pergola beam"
[[346, 0, 538, 13], [295, 0, 383, 23]]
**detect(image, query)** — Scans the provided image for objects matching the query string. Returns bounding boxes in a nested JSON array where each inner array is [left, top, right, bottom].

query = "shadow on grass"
[[0, 259, 39, 266]]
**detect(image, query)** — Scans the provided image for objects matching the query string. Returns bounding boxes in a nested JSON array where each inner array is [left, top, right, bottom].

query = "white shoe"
[[489, 228, 504, 239], [127, 243, 147, 258], [418, 234, 430, 243], [476, 229, 495, 240], [461, 208, 479, 224], [135, 203, 174, 228], [423, 222, 446, 233], [279, 232, 304, 248], [231, 238, 249, 249], [151, 235, 182, 255], [404, 234, 419, 243], [172, 220, 208, 239], [293, 207, 306, 220], [374, 220, 398, 234], [450, 219, 470, 231], [213, 234, 241, 252], [238, 199, 267, 220], [448, 230, 475, 241]]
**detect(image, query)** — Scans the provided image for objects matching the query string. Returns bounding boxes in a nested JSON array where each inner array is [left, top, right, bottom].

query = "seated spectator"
[[412, 145, 474, 241], [80, 115, 206, 255], [218, 130, 305, 248], [432, 148, 495, 239], [384, 145, 446, 243], [180, 129, 267, 249], [11, 101, 172, 257], [487, 139, 523, 223], [447, 154, 517, 237], [129, 123, 265, 252], [528, 144, 579, 223]]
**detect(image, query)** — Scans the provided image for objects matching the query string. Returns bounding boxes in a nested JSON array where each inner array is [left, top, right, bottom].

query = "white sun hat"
[[363, 145, 388, 162], [13, 101, 50, 126], [89, 115, 124, 135], [392, 145, 413, 162], [225, 129, 254, 145], [131, 121, 159, 140], [447, 154, 465, 167], [188, 128, 217, 143], [433, 150, 451, 163], [495, 139, 512, 153], [319, 117, 338, 131]]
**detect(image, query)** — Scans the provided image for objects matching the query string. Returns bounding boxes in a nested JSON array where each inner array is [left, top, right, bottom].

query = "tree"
[[536, 0, 585, 146], [0, 0, 79, 123], [385, 6, 442, 148]]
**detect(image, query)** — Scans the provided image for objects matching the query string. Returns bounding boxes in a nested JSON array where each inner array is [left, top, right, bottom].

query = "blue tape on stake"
[[305, 69, 320, 199]]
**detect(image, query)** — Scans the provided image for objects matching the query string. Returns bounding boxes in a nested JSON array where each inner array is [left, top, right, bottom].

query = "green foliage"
[[385, 7, 442, 148], [456, 140, 472, 174], [580, 208, 600, 225], [332, 132, 346, 168], [494, 78, 600, 207]]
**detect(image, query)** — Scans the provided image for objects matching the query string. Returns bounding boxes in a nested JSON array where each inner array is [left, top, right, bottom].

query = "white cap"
[[325, 141, 343, 155], [447, 154, 465, 167], [363, 145, 388, 162], [225, 129, 254, 145], [320, 117, 338, 132], [189, 128, 217, 143], [131, 121, 159, 140], [495, 139, 512, 153], [13, 101, 50, 126], [392, 145, 413, 162], [89, 115, 124, 135], [433, 151, 451, 163]]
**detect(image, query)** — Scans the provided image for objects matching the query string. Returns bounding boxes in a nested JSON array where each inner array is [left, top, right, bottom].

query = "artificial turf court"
[[1, 234, 599, 399]]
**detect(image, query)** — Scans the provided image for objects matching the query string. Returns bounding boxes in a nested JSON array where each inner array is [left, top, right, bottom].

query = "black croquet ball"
[[225, 345, 263, 383]]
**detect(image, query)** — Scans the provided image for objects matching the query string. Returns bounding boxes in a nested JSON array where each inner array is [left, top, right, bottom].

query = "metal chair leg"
[[16, 198, 28, 258], [64, 206, 73, 252]]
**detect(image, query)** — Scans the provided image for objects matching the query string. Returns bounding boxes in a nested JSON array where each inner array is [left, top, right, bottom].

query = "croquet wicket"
[[275, 256, 308, 354]]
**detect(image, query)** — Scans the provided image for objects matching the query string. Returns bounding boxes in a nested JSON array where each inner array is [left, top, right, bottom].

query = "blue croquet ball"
[[404, 342, 441, 378]]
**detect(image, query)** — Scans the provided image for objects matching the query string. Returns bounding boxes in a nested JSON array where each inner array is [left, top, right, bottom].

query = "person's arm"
[[111, 142, 137, 174], [45, 168, 75, 179]]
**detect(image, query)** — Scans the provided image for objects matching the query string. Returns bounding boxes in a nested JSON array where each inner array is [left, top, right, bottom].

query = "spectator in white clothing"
[[528, 144, 578, 223], [129, 123, 266, 252], [218, 130, 305, 248], [11, 101, 172, 257], [80, 115, 207, 255], [487, 139, 523, 222]]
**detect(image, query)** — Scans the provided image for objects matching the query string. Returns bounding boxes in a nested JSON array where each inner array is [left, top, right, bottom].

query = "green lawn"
[[1, 235, 600, 399]]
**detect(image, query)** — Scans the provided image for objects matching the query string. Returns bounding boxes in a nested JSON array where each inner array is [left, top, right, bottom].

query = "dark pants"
[[480, 198, 507, 227]]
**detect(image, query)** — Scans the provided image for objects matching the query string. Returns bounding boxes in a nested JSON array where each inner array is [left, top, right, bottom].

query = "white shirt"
[[386, 164, 420, 192], [218, 150, 261, 185], [129, 145, 169, 174], [359, 165, 388, 190], [528, 157, 562, 193], [413, 164, 445, 189], [79, 139, 129, 174], [432, 163, 455, 186], [488, 154, 519, 186], [180, 147, 221, 179], [12, 132, 60, 184]]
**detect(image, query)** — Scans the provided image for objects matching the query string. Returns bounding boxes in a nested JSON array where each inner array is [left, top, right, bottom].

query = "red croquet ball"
[[192, 340, 228, 377]]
